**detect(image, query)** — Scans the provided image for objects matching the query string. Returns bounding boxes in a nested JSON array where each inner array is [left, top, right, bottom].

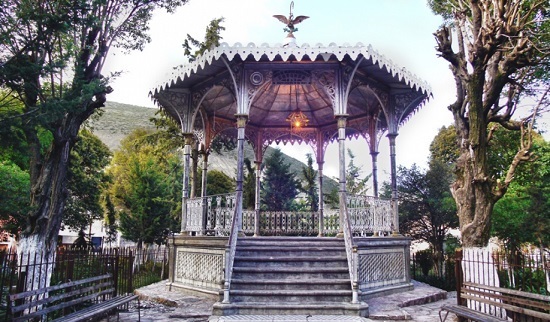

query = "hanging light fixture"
[[286, 85, 309, 131]]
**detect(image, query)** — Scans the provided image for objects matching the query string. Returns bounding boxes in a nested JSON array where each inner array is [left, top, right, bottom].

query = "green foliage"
[[63, 129, 112, 232], [429, 126, 459, 166], [206, 170, 234, 196], [345, 149, 370, 195], [182, 18, 225, 62], [498, 267, 549, 295], [300, 154, 319, 211], [108, 129, 181, 245], [261, 148, 301, 211], [415, 249, 434, 276], [0, 160, 30, 234], [243, 158, 256, 210], [0, 0, 189, 249], [493, 136, 550, 248], [117, 156, 172, 246], [396, 162, 457, 250], [103, 194, 118, 246]]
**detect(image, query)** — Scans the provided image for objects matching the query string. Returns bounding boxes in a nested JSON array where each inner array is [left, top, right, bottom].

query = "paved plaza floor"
[[114, 280, 458, 322]]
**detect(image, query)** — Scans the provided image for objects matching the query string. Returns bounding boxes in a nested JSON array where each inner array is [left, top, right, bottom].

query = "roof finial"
[[273, 1, 309, 46]]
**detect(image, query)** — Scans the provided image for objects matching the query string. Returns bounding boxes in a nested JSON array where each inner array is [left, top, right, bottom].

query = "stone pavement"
[[114, 280, 458, 322]]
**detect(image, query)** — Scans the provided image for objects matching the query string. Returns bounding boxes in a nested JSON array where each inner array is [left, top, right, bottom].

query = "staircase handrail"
[[222, 193, 241, 303], [341, 200, 359, 304]]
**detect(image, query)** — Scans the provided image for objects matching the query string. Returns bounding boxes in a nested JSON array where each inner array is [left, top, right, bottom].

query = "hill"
[[91, 101, 338, 194]]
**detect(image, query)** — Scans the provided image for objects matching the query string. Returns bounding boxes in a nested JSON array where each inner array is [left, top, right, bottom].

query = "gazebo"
[[151, 12, 431, 318]]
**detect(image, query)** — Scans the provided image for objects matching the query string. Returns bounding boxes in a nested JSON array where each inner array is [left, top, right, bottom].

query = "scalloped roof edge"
[[150, 42, 432, 97]]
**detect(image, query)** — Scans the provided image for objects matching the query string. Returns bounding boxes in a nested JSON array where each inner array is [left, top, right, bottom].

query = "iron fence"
[[456, 247, 549, 295], [0, 246, 168, 320], [410, 250, 457, 291], [410, 247, 550, 295]]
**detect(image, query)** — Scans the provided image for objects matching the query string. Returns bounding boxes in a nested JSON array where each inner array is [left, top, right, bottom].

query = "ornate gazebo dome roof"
[[151, 41, 431, 148]]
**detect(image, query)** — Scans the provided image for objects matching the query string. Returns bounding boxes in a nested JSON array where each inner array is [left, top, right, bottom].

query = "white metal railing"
[[341, 200, 359, 303], [347, 194, 393, 235], [222, 192, 240, 303], [186, 194, 394, 236]]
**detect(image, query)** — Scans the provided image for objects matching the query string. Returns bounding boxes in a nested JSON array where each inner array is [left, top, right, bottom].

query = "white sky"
[[102, 0, 460, 183]]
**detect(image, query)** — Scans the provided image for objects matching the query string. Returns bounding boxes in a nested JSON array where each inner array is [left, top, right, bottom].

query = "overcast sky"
[[102, 0, 533, 184]]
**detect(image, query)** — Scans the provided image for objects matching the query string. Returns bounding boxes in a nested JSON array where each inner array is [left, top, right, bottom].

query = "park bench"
[[440, 282, 550, 322], [7, 273, 140, 322]]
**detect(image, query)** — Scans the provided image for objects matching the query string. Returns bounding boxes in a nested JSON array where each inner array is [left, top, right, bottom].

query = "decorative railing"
[[222, 192, 240, 304], [347, 194, 393, 235], [341, 200, 359, 303], [185, 193, 393, 236]]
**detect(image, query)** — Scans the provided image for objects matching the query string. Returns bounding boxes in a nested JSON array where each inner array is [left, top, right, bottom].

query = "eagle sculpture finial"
[[273, 1, 309, 37]]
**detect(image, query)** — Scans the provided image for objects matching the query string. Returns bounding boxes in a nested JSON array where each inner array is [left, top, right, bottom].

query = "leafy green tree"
[[0, 0, 188, 265], [183, 18, 225, 62], [103, 194, 118, 247], [431, 124, 550, 249], [243, 158, 256, 210], [300, 154, 318, 211], [345, 149, 370, 195], [63, 130, 112, 232], [396, 162, 457, 277], [429, 126, 459, 166], [108, 129, 181, 247], [206, 170, 234, 196], [430, 0, 550, 247], [261, 148, 301, 211], [0, 161, 30, 235], [118, 156, 172, 248], [325, 149, 371, 208], [151, 17, 226, 197], [493, 137, 550, 249]]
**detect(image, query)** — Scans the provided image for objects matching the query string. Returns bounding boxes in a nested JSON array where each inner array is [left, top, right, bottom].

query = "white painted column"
[[181, 133, 194, 234], [337, 116, 347, 238], [254, 161, 262, 237], [317, 161, 324, 237], [235, 115, 247, 236], [388, 133, 399, 235], [200, 150, 209, 235]]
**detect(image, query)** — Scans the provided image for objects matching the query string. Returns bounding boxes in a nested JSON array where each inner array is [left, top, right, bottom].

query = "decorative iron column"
[[235, 115, 248, 236], [371, 151, 379, 197], [254, 161, 262, 237], [181, 133, 194, 234], [337, 116, 348, 238], [388, 132, 399, 235], [200, 147, 209, 235], [317, 161, 324, 237]]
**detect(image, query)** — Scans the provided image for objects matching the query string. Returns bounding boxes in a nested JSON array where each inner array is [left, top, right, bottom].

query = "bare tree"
[[430, 0, 550, 246]]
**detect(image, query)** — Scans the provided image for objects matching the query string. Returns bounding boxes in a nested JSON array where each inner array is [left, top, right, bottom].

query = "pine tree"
[[261, 149, 300, 211], [300, 154, 318, 211]]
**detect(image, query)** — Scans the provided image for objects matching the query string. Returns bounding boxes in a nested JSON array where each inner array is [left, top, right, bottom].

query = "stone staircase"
[[212, 237, 369, 317]]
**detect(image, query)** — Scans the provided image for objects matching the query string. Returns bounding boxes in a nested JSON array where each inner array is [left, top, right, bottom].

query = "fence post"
[[113, 248, 119, 296], [128, 250, 134, 294], [455, 249, 464, 306]]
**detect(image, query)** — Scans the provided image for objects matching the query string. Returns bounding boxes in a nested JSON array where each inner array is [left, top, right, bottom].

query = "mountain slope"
[[91, 101, 337, 194]]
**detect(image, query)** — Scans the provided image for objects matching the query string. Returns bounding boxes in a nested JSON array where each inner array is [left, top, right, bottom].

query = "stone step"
[[230, 278, 351, 291], [237, 237, 345, 248], [229, 289, 353, 303], [235, 246, 346, 257], [212, 302, 369, 316], [233, 255, 348, 268], [232, 266, 350, 280]]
